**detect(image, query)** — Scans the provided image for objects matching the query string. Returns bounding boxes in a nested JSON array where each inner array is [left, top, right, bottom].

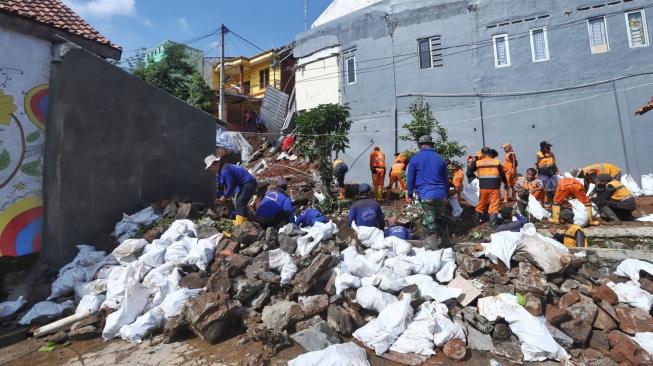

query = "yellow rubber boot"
[[549, 205, 560, 224], [234, 215, 247, 226], [586, 206, 600, 226]]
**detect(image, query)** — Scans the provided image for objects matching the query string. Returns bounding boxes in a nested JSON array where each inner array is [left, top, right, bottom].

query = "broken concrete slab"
[[448, 276, 481, 306], [465, 324, 493, 351]]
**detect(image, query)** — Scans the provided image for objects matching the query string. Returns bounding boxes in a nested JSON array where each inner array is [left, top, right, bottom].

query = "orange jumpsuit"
[[554, 177, 591, 207], [452, 168, 464, 197], [370, 148, 386, 190], [470, 156, 507, 214], [388, 162, 408, 201], [503, 151, 517, 187]]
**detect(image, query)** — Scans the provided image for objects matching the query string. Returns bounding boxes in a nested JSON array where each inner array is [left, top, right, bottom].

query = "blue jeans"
[[539, 174, 558, 192], [235, 181, 257, 217]]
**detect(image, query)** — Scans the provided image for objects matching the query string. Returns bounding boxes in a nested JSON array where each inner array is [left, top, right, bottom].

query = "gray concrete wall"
[[296, 0, 653, 184], [42, 49, 218, 266]]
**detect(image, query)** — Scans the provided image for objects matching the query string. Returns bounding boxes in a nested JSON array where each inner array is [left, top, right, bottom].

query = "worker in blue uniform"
[[295, 207, 328, 228], [254, 178, 295, 228], [348, 183, 385, 229], [205, 155, 257, 226]]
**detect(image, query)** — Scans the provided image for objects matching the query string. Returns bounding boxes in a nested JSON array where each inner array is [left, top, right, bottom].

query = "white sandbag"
[[360, 275, 381, 287], [435, 248, 456, 283], [527, 194, 550, 220], [341, 246, 385, 278], [112, 239, 148, 264], [269, 248, 298, 285], [159, 288, 203, 318], [375, 267, 409, 293], [48, 245, 108, 300], [383, 236, 412, 257], [353, 296, 414, 355], [19, 300, 74, 325], [462, 178, 479, 207], [404, 248, 443, 275], [102, 279, 151, 340], [569, 199, 588, 227], [335, 270, 362, 295], [288, 342, 370, 366], [632, 332, 653, 356], [353, 223, 385, 250], [48, 266, 86, 300], [145, 264, 182, 307], [76, 294, 105, 314], [643, 174, 653, 196], [356, 286, 399, 312], [432, 302, 466, 347], [449, 196, 463, 218], [112, 207, 161, 243], [0, 296, 26, 318], [483, 230, 522, 270], [164, 237, 195, 264], [74, 279, 107, 300], [390, 302, 437, 355], [637, 214, 653, 222], [383, 256, 415, 277], [118, 308, 166, 343], [185, 234, 221, 271], [102, 261, 151, 310], [160, 220, 197, 242], [296, 221, 338, 257], [615, 259, 653, 286], [607, 281, 653, 311], [405, 274, 462, 303], [516, 224, 570, 274], [139, 239, 169, 268], [622, 174, 644, 197]]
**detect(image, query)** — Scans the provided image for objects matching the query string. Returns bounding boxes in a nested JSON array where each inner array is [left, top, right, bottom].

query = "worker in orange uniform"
[[535, 141, 558, 206], [550, 176, 600, 225], [501, 143, 518, 203], [369, 146, 386, 201], [552, 209, 589, 248], [387, 154, 409, 202], [593, 174, 636, 224], [467, 147, 507, 228], [451, 163, 465, 199], [571, 163, 622, 191]]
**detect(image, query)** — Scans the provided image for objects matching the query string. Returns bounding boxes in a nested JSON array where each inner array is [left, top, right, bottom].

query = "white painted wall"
[[0, 27, 50, 257], [295, 55, 341, 111], [312, 0, 383, 28]]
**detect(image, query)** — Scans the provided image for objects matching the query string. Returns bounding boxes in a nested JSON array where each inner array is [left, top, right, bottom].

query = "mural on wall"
[[0, 31, 50, 257]]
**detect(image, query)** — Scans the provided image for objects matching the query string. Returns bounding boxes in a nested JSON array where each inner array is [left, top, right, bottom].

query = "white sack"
[[164, 237, 195, 264], [637, 214, 653, 222], [48, 245, 107, 300], [118, 308, 166, 343], [404, 248, 443, 275], [483, 231, 522, 270], [569, 199, 588, 227], [607, 281, 653, 311], [0, 296, 26, 318], [435, 248, 456, 283], [353, 296, 414, 355], [76, 294, 105, 314], [139, 240, 169, 268], [159, 288, 202, 318], [356, 286, 399, 313], [341, 246, 385, 278], [335, 270, 362, 295], [296, 221, 338, 257], [112, 239, 149, 264], [405, 274, 462, 303], [102, 279, 151, 340], [112, 206, 161, 243], [632, 332, 653, 356], [383, 236, 412, 257], [478, 295, 504, 322], [432, 302, 466, 347], [353, 223, 386, 250], [185, 234, 221, 270], [143, 263, 182, 307], [375, 267, 409, 293], [74, 279, 107, 300], [19, 300, 74, 325], [527, 194, 550, 220], [102, 261, 150, 310], [449, 196, 463, 218], [390, 302, 437, 355], [516, 224, 570, 274], [160, 220, 197, 242], [462, 178, 480, 207], [622, 174, 644, 197], [269, 248, 298, 285], [288, 342, 370, 366], [643, 174, 653, 196], [615, 259, 653, 287]]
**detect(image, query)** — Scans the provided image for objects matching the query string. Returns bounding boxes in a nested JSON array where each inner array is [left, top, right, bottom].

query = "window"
[[418, 36, 444, 69], [346, 56, 356, 84], [626, 10, 649, 47], [530, 27, 550, 62], [588, 17, 609, 53], [259, 68, 270, 89], [492, 34, 511, 68]]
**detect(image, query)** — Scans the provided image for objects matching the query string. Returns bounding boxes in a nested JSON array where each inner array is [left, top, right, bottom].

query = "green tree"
[[295, 104, 352, 197], [187, 72, 214, 111]]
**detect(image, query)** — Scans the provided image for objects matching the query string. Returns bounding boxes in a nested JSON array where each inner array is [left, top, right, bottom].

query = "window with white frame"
[[588, 17, 609, 53], [346, 56, 356, 84], [530, 28, 550, 62], [493, 34, 511, 68], [626, 10, 649, 48], [418, 36, 444, 69]]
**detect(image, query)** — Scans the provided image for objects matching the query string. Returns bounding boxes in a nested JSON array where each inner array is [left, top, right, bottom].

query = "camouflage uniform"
[[419, 198, 451, 249]]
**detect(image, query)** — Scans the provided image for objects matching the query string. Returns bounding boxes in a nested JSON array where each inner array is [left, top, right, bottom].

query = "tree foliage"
[[295, 104, 352, 196], [131, 44, 213, 112]]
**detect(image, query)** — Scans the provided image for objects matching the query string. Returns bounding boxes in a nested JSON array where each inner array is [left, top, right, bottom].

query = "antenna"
[[304, 0, 308, 30]]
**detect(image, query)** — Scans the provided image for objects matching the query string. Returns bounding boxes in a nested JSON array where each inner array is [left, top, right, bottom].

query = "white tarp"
[[216, 128, 254, 162], [462, 178, 480, 207], [483, 231, 522, 270]]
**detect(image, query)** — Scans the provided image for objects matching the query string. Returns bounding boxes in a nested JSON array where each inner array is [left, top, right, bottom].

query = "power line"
[[228, 28, 266, 53]]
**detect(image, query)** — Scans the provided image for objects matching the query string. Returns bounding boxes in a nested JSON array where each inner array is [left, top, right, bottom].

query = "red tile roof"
[[0, 0, 121, 51]]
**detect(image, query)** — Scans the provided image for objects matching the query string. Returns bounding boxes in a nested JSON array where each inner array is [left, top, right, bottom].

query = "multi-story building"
[[294, 0, 653, 183], [145, 40, 204, 73]]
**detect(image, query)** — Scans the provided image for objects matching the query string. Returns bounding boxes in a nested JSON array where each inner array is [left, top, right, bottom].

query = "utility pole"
[[304, 0, 308, 30], [219, 24, 226, 121]]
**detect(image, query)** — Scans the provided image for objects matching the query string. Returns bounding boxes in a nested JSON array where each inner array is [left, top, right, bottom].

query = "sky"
[[62, 0, 333, 61]]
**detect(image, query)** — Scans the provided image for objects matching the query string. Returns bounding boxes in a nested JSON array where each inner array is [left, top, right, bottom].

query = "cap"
[[501, 143, 512, 149], [559, 209, 574, 223], [358, 183, 371, 194], [540, 141, 553, 147], [418, 135, 434, 144], [204, 155, 221, 169], [276, 178, 288, 190]]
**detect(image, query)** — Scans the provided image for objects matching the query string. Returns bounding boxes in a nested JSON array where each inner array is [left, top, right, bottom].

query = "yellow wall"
[[213, 51, 282, 98]]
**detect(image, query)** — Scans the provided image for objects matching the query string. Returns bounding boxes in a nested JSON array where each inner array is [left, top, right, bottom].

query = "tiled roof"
[[0, 0, 121, 51]]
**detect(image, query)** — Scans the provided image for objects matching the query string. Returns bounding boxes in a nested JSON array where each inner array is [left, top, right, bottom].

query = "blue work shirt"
[[255, 189, 294, 222], [219, 164, 256, 198], [407, 146, 449, 200], [295, 208, 328, 228], [348, 198, 384, 229], [384, 225, 411, 240]]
